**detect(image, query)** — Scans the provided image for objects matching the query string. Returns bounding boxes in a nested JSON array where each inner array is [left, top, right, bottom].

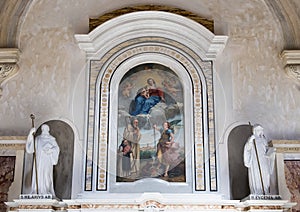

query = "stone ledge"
[[280, 50, 300, 81], [0, 137, 26, 150], [0, 48, 20, 63], [272, 139, 300, 153]]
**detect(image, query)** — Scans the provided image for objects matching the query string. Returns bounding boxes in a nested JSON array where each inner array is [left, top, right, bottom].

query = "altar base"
[[5, 193, 296, 212]]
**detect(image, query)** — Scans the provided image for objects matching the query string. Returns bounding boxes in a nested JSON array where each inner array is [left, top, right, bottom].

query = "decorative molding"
[[75, 11, 228, 60], [272, 140, 300, 153], [0, 48, 20, 97], [86, 40, 211, 192], [6, 196, 295, 211], [0, 136, 26, 151], [280, 50, 300, 81]]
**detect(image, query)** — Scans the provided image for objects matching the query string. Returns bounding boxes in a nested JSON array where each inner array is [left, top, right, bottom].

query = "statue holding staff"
[[243, 124, 276, 195], [26, 117, 60, 197]]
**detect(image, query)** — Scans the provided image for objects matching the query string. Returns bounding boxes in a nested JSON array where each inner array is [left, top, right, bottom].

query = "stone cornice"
[[0, 48, 20, 63], [272, 139, 300, 153], [0, 48, 20, 97], [0, 136, 26, 150], [280, 50, 300, 81]]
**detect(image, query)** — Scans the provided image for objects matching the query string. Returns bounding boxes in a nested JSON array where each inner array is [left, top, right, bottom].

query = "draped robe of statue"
[[26, 124, 60, 197], [243, 125, 275, 195]]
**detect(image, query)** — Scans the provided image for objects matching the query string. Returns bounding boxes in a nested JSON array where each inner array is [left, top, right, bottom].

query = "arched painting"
[[116, 63, 185, 183]]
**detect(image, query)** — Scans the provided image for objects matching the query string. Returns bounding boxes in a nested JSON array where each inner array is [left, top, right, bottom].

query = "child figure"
[[119, 139, 132, 177]]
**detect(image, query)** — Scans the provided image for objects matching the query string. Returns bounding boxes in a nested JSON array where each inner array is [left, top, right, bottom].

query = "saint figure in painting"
[[155, 122, 180, 177], [123, 117, 141, 174], [119, 139, 132, 177]]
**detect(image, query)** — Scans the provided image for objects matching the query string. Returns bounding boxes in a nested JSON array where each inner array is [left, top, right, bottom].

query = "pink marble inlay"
[[0, 156, 15, 212], [284, 160, 300, 212]]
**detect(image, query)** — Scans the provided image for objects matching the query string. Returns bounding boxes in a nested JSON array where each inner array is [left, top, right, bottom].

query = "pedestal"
[[6, 200, 66, 212], [241, 195, 296, 211]]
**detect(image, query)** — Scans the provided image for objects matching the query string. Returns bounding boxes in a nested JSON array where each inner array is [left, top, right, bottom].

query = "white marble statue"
[[244, 124, 276, 195], [26, 124, 60, 197]]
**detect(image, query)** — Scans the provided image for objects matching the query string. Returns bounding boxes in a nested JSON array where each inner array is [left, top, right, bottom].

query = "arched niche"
[[75, 11, 227, 196], [227, 124, 252, 200], [22, 120, 74, 199]]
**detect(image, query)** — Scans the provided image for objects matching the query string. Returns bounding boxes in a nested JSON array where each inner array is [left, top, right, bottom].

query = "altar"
[[4, 194, 296, 211], [2, 8, 299, 212]]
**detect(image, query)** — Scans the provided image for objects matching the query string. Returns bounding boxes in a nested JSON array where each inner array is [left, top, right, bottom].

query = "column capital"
[[0, 48, 20, 97]]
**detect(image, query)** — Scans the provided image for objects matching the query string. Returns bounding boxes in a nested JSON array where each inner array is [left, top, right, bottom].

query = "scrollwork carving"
[[281, 50, 300, 82], [0, 63, 18, 97], [285, 65, 300, 81], [0, 64, 18, 79], [0, 48, 20, 97]]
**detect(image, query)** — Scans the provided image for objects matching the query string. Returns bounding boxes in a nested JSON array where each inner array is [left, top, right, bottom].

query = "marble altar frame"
[[75, 11, 228, 196]]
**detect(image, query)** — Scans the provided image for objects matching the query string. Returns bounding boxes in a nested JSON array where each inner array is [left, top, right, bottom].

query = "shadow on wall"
[[22, 120, 74, 200], [228, 124, 252, 200]]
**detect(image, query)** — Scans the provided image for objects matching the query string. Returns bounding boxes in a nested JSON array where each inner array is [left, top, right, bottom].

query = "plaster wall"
[[0, 0, 298, 139]]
